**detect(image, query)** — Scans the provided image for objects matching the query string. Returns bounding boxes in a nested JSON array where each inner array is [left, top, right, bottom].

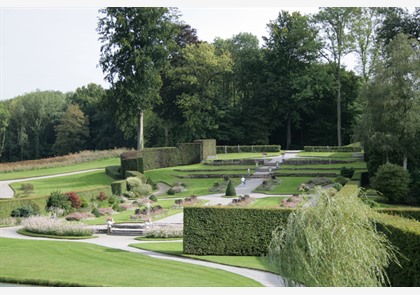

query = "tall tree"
[[97, 7, 179, 150], [173, 42, 233, 140], [350, 7, 382, 82], [264, 10, 320, 149], [313, 7, 358, 146], [53, 104, 90, 156], [376, 7, 420, 46], [355, 33, 420, 170], [0, 102, 10, 159], [156, 23, 201, 146]]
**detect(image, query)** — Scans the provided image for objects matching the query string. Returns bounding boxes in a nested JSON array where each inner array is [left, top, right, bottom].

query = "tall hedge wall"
[[183, 206, 294, 256], [195, 139, 216, 160], [372, 212, 420, 286], [216, 145, 281, 154], [120, 140, 214, 177], [0, 196, 48, 219]]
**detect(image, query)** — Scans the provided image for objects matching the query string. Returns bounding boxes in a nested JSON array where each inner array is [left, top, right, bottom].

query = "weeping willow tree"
[[268, 186, 399, 287]]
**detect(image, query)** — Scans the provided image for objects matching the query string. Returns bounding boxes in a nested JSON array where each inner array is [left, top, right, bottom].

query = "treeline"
[[0, 8, 418, 184]]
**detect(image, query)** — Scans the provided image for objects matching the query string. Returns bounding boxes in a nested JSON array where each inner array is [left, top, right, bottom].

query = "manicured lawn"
[[82, 199, 185, 225], [145, 167, 241, 198], [249, 197, 286, 208], [0, 158, 120, 181], [11, 171, 115, 197], [130, 241, 274, 273], [0, 238, 262, 287], [253, 177, 314, 195]]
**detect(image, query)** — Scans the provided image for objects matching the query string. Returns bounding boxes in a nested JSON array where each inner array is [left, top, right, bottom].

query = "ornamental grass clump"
[[22, 216, 93, 237], [267, 186, 399, 287]]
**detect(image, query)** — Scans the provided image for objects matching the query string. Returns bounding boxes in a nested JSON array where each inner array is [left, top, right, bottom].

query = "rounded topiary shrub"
[[372, 163, 410, 204], [225, 180, 236, 197], [167, 188, 176, 195], [149, 195, 158, 202]]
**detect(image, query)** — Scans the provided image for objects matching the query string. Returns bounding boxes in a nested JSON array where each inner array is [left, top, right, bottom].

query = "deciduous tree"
[[97, 7, 179, 150]]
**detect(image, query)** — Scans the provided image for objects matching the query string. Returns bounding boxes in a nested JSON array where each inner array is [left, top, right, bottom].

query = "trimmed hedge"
[[274, 172, 338, 178], [183, 206, 294, 256], [216, 145, 281, 154], [195, 139, 217, 160], [283, 158, 357, 165], [374, 208, 420, 222], [304, 146, 363, 152], [372, 212, 420, 286], [0, 196, 48, 219], [111, 180, 127, 196], [105, 165, 122, 179], [120, 140, 215, 177]]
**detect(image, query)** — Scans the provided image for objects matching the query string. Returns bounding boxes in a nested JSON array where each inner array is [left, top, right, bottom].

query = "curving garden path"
[[0, 152, 302, 287]]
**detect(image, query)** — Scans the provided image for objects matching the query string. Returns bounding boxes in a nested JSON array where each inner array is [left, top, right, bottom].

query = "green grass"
[[249, 197, 286, 208], [145, 167, 241, 198], [130, 241, 274, 273], [0, 237, 262, 287], [10, 171, 115, 197], [82, 199, 185, 225], [0, 158, 120, 181], [253, 177, 315, 195]]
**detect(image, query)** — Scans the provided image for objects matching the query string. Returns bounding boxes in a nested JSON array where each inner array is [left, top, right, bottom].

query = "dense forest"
[[0, 7, 419, 184]]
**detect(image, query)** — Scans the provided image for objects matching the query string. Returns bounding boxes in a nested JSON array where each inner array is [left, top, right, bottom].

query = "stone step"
[[250, 173, 271, 178], [108, 228, 145, 236], [112, 223, 146, 229]]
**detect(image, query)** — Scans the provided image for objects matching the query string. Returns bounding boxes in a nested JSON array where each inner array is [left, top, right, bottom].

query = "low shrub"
[[149, 195, 158, 202], [305, 177, 332, 189], [340, 166, 355, 178], [371, 163, 410, 204], [47, 191, 71, 213], [208, 181, 228, 192], [143, 224, 183, 238], [126, 176, 143, 191], [22, 216, 93, 237], [280, 196, 306, 208], [65, 212, 95, 221], [65, 192, 82, 209], [334, 176, 349, 185], [167, 188, 176, 195], [10, 205, 39, 218], [91, 207, 100, 218], [97, 192, 108, 201], [98, 207, 113, 216], [20, 183, 34, 194], [133, 184, 153, 196], [332, 182, 343, 191]]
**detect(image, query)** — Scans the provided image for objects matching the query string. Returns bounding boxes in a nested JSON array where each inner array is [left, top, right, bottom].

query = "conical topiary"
[[225, 179, 236, 197]]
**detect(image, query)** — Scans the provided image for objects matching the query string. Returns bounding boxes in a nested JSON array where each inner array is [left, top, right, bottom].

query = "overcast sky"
[[0, 0, 416, 101]]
